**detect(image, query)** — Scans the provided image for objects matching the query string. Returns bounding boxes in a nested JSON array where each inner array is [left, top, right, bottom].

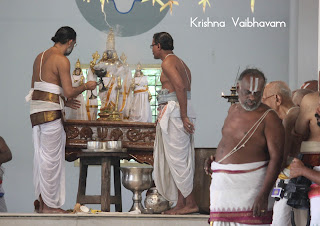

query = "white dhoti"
[[210, 161, 274, 225], [26, 81, 66, 208], [33, 119, 66, 208], [153, 100, 196, 201]]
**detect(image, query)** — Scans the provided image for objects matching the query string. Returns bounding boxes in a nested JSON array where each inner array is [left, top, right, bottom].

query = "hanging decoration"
[[84, 0, 255, 16], [198, 0, 211, 13], [160, 1, 179, 14], [251, 0, 255, 13]]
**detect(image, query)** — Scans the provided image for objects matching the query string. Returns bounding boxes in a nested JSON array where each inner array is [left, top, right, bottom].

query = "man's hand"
[[85, 81, 97, 90], [252, 194, 268, 217], [65, 98, 81, 109], [204, 155, 214, 175], [182, 117, 194, 134], [289, 158, 305, 178]]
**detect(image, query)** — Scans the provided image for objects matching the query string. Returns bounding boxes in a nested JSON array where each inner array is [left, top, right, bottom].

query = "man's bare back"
[[160, 55, 191, 93], [32, 47, 66, 87], [151, 32, 198, 215], [32, 45, 96, 98]]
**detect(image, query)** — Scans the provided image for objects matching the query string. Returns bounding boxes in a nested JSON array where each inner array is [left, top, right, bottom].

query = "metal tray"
[[82, 148, 127, 153]]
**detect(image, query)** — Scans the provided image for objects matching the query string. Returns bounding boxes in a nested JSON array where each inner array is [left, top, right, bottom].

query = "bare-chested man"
[[262, 81, 300, 167], [27, 26, 96, 213], [262, 81, 308, 226], [290, 91, 320, 225], [206, 69, 284, 225], [151, 32, 198, 215]]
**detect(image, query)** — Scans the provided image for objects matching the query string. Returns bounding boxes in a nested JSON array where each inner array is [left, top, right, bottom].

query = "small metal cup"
[[87, 141, 103, 150], [102, 141, 122, 150]]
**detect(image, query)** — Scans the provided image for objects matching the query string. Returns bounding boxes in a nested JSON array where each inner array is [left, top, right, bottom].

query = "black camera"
[[272, 154, 312, 210], [272, 176, 311, 209]]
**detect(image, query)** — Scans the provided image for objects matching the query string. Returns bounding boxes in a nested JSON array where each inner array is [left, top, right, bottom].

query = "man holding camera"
[[290, 91, 320, 225], [262, 81, 308, 226]]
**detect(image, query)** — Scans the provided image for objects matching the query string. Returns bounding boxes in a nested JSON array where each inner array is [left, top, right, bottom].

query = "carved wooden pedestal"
[[64, 120, 156, 165]]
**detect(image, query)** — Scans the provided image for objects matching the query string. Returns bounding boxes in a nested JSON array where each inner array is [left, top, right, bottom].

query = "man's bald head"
[[292, 89, 314, 107], [264, 81, 292, 101], [262, 81, 293, 112]]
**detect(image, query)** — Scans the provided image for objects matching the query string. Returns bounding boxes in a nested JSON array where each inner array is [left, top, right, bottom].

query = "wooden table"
[[76, 151, 128, 212]]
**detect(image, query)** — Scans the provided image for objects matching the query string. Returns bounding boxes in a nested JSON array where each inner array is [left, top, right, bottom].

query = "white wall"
[[297, 0, 319, 85], [0, 0, 292, 212]]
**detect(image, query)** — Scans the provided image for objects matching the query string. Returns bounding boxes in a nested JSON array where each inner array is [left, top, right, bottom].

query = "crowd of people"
[[1, 26, 320, 226], [205, 74, 320, 225]]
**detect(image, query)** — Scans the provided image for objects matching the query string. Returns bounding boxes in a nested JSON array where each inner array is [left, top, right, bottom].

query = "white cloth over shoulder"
[[33, 119, 66, 208], [154, 100, 196, 201]]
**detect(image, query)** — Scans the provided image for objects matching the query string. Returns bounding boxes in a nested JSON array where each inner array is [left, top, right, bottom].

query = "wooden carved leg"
[[77, 158, 88, 204], [101, 157, 111, 212], [113, 158, 122, 212]]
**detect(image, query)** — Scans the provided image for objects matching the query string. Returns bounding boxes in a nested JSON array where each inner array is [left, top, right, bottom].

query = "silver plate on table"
[[82, 148, 127, 153]]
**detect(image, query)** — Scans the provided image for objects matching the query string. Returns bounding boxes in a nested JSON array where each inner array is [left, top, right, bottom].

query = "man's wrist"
[[84, 83, 87, 90], [300, 166, 308, 177]]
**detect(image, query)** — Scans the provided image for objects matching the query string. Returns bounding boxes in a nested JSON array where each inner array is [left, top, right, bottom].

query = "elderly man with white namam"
[[206, 69, 284, 225]]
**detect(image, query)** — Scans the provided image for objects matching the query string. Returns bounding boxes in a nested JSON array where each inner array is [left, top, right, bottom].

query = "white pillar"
[[288, 0, 299, 90]]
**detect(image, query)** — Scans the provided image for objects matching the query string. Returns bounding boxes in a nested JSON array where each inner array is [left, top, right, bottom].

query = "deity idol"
[[128, 63, 152, 122], [65, 59, 88, 120]]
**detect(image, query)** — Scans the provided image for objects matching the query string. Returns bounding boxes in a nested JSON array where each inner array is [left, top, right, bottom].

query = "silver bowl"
[[87, 141, 103, 149], [102, 141, 122, 150]]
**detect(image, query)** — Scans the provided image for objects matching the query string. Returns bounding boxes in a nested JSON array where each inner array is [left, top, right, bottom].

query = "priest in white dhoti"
[[152, 32, 199, 215], [128, 65, 152, 122], [65, 59, 88, 120], [26, 26, 96, 213]]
